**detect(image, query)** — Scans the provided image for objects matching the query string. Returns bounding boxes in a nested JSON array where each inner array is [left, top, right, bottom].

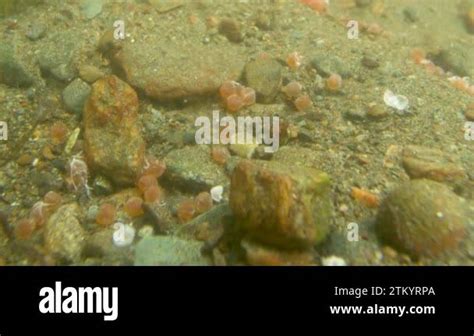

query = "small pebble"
[[210, 185, 224, 203]]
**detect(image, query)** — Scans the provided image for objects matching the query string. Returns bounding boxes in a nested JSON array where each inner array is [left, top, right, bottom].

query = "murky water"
[[0, 0, 473, 266]]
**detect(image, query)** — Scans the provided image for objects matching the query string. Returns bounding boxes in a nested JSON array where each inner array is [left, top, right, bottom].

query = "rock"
[[134, 236, 211, 265], [366, 104, 389, 120], [244, 57, 282, 103], [26, 22, 46, 41], [376, 179, 468, 258], [218, 18, 243, 43], [344, 108, 367, 122], [79, 65, 104, 83], [355, 0, 372, 7], [311, 54, 351, 78], [401, 145, 467, 183], [361, 56, 379, 69], [163, 146, 228, 192], [38, 31, 82, 82], [242, 239, 315, 265], [44, 203, 86, 263], [84, 75, 145, 186], [109, 20, 246, 101], [80, 0, 103, 19], [0, 43, 35, 87], [230, 160, 332, 249], [431, 47, 474, 78], [62, 78, 91, 115]]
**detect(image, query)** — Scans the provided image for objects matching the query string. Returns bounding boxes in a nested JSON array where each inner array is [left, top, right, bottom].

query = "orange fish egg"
[[194, 192, 213, 214], [137, 174, 158, 193], [124, 196, 144, 218], [410, 48, 426, 65], [144, 185, 162, 204], [294, 94, 313, 111], [326, 73, 342, 92], [286, 52, 303, 70], [219, 80, 241, 99], [177, 199, 196, 224], [300, 0, 327, 13], [43, 191, 62, 210], [211, 146, 230, 165], [96, 203, 116, 227], [351, 187, 380, 208], [226, 94, 244, 113], [282, 81, 303, 98], [142, 157, 166, 178]]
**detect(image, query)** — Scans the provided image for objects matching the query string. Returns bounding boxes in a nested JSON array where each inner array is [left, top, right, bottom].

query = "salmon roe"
[[211, 146, 230, 165], [219, 80, 256, 113], [177, 199, 196, 224], [144, 185, 162, 204], [137, 174, 158, 193], [50, 121, 68, 145], [96, 203, 116, 227], [300, 0, 327, 13], [142, 157, 166, 178], [286, 52, 303, 70], [294, 95, 313, 111], [282, 81, 303, 98], [326, 73, 343, 92], [194, 192, 213, 215], [125, 196, 144, 217]]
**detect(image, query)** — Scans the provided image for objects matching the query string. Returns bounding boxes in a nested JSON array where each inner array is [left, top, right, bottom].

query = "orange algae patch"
[[351, 187, 380, 208]]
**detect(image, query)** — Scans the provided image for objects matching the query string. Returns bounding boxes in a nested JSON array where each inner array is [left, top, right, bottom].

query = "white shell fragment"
[[112, 223, 136, 247], [321, 255, 347, 266], [210, 185, 224, 203], [383, 89, 409, 112]]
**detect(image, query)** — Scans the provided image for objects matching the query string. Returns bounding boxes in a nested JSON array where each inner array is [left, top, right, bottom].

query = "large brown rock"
[[107, 14, 246, 101], [84, 75, 145, 186], [230, 160, 332, 249]]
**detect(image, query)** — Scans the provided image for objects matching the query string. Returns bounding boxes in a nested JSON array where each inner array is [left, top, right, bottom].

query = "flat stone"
[[134, 236, 211, 265], [230, 159, 332, 249], [62, 78, 91, 115], [163, 146, 228, 192], [376, 179, 468, 258], [401, 145, 467, 183], [244, 56, 282, 103], [110, 19, 246, 101]]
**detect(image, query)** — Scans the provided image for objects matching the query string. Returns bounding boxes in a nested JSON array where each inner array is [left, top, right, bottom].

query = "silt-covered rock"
[[376, 179, 468, 258], [230, 160, 332, 249]]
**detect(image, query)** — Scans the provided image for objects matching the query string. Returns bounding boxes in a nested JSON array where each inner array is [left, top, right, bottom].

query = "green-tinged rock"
[[38, 32, 81, 82], [376, 179, 468, 258], [163, 146, 228, 192], [44, 203, 86, 263], [80, 0, 103, 19], [0, 44, 35, 88], [84, 75, 145, 186], [402, 145, 467, 183], [230, 159, 332, 249], [62, 78, 91, 116], [134, 236, 211, 266], [244, 57, 282, 103]]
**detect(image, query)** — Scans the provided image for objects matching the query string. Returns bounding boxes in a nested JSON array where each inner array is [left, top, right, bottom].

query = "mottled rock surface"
[[376, 179, 468, 258], [134, 236, 211, 266], [244, 56, 282, 103], [84, 75, 145, 186], [230, 160, 332, 249], [44, 203, 86, 262]]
